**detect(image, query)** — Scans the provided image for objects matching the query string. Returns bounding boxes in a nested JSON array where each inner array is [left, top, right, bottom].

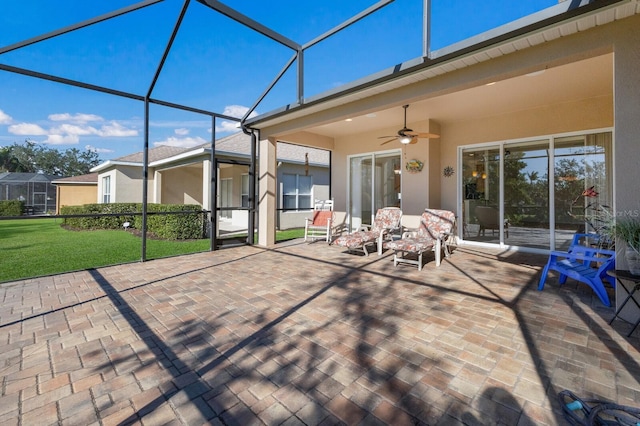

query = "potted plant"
[[612, 216, 640, 275]]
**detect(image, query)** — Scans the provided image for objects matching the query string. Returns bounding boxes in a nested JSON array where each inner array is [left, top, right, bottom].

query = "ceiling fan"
[[379, 104, 440, 145]]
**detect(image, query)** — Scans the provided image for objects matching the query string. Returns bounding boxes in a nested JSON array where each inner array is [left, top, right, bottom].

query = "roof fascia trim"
[[90, 161, 142, 172]]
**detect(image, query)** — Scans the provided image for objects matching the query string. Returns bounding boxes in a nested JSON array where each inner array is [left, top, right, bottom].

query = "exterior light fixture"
[[472, 170, 478, 177], [481, 173, 487, 179]]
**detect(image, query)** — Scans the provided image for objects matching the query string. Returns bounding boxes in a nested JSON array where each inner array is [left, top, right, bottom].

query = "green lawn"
[[0, 219, 304, 283]]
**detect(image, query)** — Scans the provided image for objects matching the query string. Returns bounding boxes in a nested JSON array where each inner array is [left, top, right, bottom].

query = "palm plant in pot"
[[612, 216, 640, 275]]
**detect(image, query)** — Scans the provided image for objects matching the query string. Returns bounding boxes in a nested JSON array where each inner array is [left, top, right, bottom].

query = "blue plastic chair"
[[538, 237, 616, 306]]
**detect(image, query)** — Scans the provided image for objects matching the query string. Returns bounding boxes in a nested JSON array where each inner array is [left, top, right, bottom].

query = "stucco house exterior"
[[245, 1, 639, 264], [51, 172, 98, 214], [87, 132, 330, 230]]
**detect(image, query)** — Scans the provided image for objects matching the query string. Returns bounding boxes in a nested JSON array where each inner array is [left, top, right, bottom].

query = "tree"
[[0, 140, 100, 176], [0, 145, 28, 172]]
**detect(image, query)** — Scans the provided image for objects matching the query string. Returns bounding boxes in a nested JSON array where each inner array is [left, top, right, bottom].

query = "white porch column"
[[202, 159, 211, 211], [614, 24, 640, 321], [258, 137, 277, 247], [153, 170, 162, 203]]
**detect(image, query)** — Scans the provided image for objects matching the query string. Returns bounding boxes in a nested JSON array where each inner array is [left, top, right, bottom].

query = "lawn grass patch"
[[0, 219, 305, 283]]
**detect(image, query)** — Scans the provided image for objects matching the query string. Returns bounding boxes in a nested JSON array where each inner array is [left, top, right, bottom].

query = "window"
[[102, 176, 111, 203], [282, 173, 312, 211], [241, 174, 249, 208]]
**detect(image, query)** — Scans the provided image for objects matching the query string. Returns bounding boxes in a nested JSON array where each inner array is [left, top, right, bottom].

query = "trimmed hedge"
[[60, 203, 206, 240], [0, 200, 24, 217]]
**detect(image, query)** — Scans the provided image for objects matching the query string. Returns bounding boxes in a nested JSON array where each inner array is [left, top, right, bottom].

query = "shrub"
[[133, 204, 206, 240], [0, 200, 24, 217], [61, 203, 206, 239], [61, 203, 138, 230]]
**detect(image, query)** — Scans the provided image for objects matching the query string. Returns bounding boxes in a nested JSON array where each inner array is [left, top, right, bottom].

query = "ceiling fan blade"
[[377, 135, 397, 139], [380, 138, 397, 145], [413, 132, 440, 138], [409, 137, 419, 144]]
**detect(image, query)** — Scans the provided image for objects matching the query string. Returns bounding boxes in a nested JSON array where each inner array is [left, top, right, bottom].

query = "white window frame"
[[102, 175, 111, 204], [282, 173, 313, 211]]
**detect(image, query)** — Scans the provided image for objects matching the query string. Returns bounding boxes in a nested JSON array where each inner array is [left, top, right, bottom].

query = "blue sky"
[[0, 0, 556, 164]]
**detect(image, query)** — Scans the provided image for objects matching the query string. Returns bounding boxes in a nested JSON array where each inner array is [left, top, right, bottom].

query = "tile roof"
[[107, 132, 329, 167], [51, 172, 98, 184], [114, 145, 193, 163]]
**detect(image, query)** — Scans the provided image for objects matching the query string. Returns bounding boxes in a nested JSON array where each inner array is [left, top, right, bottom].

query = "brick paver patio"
[[1, 241, 639, 425]]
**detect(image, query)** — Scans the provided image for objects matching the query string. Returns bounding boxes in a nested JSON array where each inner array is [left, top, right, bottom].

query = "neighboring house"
[[246, 2, 640, 256], [0, 172, 58, 214], [89, 132, 330, 230], [51, 172, 98, 214]]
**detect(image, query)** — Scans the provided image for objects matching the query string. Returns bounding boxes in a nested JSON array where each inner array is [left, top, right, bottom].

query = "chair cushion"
[[386, 237, 435, 253], [420, 209, 455, 237], [311, 211, 332, 226], [333, 230, 377, 249], [372, 208, 402, 233]]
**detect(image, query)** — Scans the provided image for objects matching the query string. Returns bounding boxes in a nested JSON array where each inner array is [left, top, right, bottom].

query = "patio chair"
[[385, 209, 456, 270], [475, 206, 508, 238], [333, 207, 402, 256], [304, 199, 334, 243], [538, 236, 616, 306]]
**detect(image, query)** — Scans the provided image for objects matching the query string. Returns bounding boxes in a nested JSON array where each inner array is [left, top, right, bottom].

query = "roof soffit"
[[246, 0, 636, 133]]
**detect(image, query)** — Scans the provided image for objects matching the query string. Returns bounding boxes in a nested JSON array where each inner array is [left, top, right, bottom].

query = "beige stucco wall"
[[96, 165, 155, 204], [438, 94, 614, 211], [56, 184, 97, 213], [160, 164, 204, 205], [612, 15, 640, 321], [113, 166, 145, 203]]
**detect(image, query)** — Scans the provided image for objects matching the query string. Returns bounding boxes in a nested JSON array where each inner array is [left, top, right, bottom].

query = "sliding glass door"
[[461, 147, 502, 243], [460, 131, 612, 251], [503, 140, 551, 249], [348, 151, 401, 231]]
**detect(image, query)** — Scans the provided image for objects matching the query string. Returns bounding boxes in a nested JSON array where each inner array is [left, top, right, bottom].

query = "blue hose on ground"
[[559, 390, 640, 426]]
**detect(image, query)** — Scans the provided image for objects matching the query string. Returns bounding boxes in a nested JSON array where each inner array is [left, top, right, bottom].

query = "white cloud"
[[0, 109, 12, 124], [45, 134, 80, 145], [154, 136, 207, 149], [51, 123, 95, 136], [175, 128, 189, 136], [221, 105, 255, 118], [8, 123, 48, 135], [49, 113, 104, 123], [8, 114, 137, 145], [215, 104, 257, 134], [215, 120, 242, 133], [96, 122, 138, 137], [85, 144, 114, 154]]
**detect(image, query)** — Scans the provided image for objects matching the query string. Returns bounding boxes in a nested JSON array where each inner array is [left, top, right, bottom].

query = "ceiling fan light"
[[399, 135, 412, 144]]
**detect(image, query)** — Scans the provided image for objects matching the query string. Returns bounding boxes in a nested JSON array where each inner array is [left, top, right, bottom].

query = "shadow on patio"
[[0, 241, 638, 425]]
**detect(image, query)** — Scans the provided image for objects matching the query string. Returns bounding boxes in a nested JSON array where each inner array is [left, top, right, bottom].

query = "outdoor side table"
[[607, 269, 640, 337]]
